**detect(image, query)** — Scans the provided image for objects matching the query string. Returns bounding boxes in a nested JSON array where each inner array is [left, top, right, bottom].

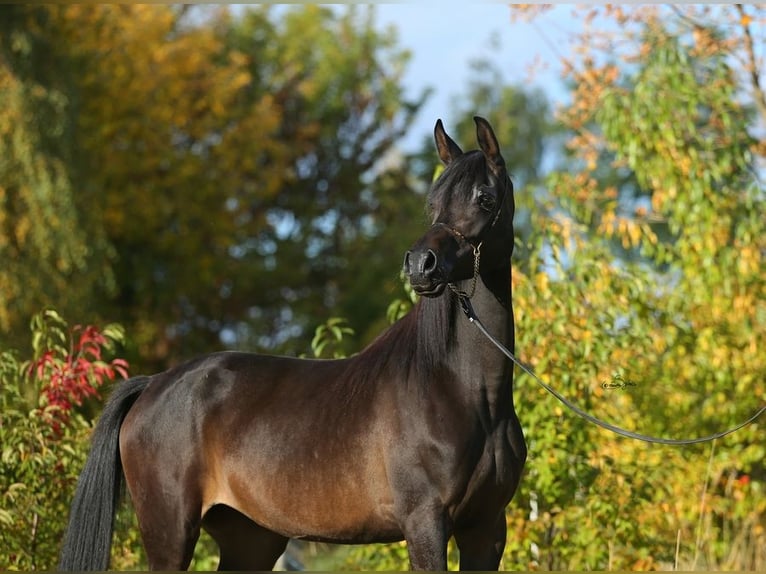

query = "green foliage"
[[310, 317, 355, 359], [385, 270, 418, 325], [0, 4, 763, 571], [502, 8, 765, 570], [0, 5, 427, 372], [0, 8, 115, 344], [337, 540, 411, 570], [219, 5, 427, 357]]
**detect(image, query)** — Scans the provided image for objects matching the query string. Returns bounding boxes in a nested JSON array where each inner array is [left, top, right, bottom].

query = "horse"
[[58, 116, 526, 571]]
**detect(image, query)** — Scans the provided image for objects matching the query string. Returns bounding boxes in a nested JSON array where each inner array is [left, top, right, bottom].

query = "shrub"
[[0, 309, 129, 570]]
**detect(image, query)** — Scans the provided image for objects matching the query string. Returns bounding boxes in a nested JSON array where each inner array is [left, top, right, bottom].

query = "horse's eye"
[[478, 190, 496, 212]]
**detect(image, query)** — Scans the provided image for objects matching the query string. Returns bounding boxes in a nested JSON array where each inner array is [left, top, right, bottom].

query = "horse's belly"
[[207, 445, 401, 543]]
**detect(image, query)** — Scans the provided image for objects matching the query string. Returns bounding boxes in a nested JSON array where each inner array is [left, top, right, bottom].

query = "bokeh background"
[[1, 4, 764, 570]]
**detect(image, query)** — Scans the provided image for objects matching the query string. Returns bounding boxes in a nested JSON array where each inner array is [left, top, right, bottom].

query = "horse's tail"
[[58, 375, 151, 571]]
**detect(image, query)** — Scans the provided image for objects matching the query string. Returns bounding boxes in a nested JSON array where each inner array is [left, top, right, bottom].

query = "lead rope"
[[457, 294, 766, 445]]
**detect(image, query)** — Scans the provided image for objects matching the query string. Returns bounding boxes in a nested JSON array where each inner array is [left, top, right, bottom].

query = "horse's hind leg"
[[202, 504, 289, 571], [130, 499, 201, 569], [121, 442, 203, 568], [127, 484, 202, 570]]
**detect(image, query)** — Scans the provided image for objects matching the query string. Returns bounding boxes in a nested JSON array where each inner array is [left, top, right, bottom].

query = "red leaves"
[[736, 474, 751, 487], [28, 323, 129, 433]]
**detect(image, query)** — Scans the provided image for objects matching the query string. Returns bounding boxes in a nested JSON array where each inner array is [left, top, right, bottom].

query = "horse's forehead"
[[429, 153, 487, 212]]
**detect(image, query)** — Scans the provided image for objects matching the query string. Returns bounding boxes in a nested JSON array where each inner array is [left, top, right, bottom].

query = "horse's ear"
[[474, 116, 505, 176], [434, 119, 463, 166]]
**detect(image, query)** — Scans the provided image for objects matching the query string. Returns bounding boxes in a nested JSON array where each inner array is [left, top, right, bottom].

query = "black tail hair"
[[58, 376, 151, 571]]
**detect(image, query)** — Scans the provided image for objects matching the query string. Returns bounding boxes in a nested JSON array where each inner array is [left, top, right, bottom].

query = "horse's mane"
[[343, 151, 490, 389], [347, 292, 457, 388]]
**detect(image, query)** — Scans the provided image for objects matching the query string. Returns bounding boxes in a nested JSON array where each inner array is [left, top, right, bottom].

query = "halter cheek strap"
[[423, 222, 482, 298], [439, 180, 509, 299]]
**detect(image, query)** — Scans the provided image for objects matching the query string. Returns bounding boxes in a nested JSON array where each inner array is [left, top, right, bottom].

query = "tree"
[[500, 5, 765, 569], [0, 7, 114, 347], [0, 5, 427, 372], [217, 5, 427, 354], [55, 4, 291, 368]]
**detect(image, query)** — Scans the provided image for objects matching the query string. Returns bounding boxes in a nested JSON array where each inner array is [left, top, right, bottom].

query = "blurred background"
[[1, 4, 764, 570]]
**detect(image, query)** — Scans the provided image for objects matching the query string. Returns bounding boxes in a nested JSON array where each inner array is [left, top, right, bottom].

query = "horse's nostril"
[[404, 249, 438, 278], [423, 250, 438, 275]]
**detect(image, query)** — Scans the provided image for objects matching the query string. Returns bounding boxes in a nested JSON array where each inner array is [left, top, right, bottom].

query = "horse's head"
[[403, 116, 514, 297]]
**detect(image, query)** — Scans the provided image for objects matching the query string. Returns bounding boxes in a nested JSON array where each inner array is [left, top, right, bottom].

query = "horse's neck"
[[457, 264, 513, 346], [450, 265, 515, 414]]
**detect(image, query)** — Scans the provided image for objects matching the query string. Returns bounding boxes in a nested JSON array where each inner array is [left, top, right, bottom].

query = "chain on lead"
[[448, 242, 482, 299]]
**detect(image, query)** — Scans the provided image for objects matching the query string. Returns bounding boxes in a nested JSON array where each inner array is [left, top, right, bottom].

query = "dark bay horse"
[[59, 116, 526, 571]]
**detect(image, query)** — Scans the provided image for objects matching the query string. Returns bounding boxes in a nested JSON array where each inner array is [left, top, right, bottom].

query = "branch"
[[669, 5, 706, 32], [735, 4, 766, 129]]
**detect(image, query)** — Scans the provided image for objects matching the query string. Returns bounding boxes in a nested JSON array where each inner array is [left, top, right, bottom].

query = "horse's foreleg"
[[402, 506, 450, 570], [454, 513, 506, 571]]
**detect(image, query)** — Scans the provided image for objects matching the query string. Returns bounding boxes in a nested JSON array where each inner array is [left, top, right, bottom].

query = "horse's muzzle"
[[403, 249, 447, 297]]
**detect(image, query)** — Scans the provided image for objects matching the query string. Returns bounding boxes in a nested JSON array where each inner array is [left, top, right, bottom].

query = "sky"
[[227, 4, 581, 153], [372, 3, 576, 151]]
